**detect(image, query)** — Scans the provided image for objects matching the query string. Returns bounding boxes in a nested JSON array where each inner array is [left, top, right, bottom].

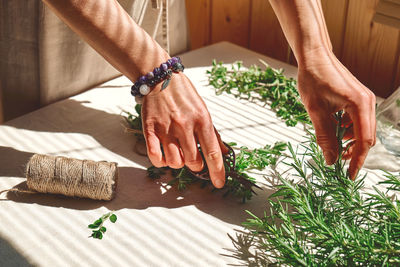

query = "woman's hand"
[[141, 72, 228, 188], [41, 0, 228, 186], [297, 50, 376, 179]]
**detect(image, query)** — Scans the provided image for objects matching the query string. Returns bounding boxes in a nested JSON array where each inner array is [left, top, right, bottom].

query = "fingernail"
[[324, 151, 336, 165], [214, 179, 225, 188]]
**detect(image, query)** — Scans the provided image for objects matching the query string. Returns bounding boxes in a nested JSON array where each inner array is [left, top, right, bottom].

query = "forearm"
[[42, 0, 169, 82], [269, 0, 333, 66]]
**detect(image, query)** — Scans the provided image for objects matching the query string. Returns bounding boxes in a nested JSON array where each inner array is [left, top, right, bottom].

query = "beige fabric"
[[0, 42, 397, 266], [0, 0, 189, 121]]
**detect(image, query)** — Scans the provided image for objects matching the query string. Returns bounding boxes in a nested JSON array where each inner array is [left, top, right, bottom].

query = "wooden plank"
[[394, 40, 400, 92], [341, 0, 400, 97], [0, 87, 3, 124], [210, 0, 250, 47], [185, 0, 211, 50], [249, 0, 289, 62], [321, 0, 348, 58]]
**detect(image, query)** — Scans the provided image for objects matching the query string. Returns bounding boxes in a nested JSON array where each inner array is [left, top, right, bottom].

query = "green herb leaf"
[[93, 219, 102, 227], [109, 214, 117, 223], [88, 224, 98, 229]]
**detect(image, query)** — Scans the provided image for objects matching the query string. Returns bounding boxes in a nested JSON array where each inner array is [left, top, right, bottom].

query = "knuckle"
[[358, 91, 371, 102], [205, 150, 221, 161], [316, 135, 335, 150], [362, 137, 375, 147], [143, 120, 155, 131], [147, 147, 159, 158], [196, 109, 212, 126], [316, 134, 332, 145]]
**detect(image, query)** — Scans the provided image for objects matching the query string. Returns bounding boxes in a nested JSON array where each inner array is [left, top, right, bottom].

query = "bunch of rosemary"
[[240, 133, 400, 265], [207, 60, 311, 127], [208, 61, 400, 265]]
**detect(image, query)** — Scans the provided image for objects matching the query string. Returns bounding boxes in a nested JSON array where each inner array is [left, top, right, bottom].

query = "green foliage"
[[206, 59, 400, 265], [239, 123, 400, 266], [88, 212, 117, 240], [234, 142, 287, 172], [147, 142, 286, 203], [207, 60, 311, 127]]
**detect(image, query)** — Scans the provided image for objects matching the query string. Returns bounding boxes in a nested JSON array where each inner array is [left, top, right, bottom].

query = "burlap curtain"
[[0, 0, 189, 121]]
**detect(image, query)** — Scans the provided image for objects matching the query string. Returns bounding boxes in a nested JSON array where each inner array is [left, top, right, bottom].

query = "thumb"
[[308, 111, 339, 165]]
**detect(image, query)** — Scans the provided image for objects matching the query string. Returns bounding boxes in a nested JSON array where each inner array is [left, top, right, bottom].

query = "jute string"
[[0, 154, 118, 201]]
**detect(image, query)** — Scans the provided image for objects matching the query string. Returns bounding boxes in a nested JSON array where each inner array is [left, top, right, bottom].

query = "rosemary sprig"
[[239, 119, 400, 266], [88, 212, 117, 240], [147, 141, 287, 203], [207, 60, 311, 127]]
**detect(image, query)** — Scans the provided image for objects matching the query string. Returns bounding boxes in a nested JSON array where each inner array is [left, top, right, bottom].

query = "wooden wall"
[[185, 0, 400, 98]]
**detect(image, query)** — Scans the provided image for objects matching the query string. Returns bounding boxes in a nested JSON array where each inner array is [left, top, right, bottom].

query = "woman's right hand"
[[141, 72, 228, 188]]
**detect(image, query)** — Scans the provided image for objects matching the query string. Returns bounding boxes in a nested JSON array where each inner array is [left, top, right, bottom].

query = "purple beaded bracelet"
[[131, 56, 184, 103]]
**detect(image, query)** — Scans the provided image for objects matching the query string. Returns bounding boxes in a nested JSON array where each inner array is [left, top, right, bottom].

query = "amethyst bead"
[[146, 71, 154, 80], [139, 76, 147, 84], [160, 63, 168, 71], [131, 86, 140, 96], [166, 59, 173, 68], [171, 57, 178, 64], [153, 67, 161, 75]]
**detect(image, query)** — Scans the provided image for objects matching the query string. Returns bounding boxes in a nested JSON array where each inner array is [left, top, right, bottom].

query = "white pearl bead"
[[135, 95, 144, 104], [139, 84, 150, 95]]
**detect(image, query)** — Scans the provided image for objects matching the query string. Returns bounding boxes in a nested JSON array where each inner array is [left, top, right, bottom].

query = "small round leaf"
[[109, 214, 117, 223]]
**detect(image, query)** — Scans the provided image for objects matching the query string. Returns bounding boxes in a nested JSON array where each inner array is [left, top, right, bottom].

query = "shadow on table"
[[5, 99, 149, 167], [221, 230, 273, 266], [0, 146, 276, 227], [2, 166, 274, 226], [0, 235, 33, 267]]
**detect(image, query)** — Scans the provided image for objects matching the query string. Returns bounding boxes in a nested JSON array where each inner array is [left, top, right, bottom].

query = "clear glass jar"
[[376, 87, 400, 156]]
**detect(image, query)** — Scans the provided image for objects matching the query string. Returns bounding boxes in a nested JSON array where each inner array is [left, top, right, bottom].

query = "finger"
[[214, 126, 229, 155], [197, 125, 225, 188], [161, 138, 184, 169], [179, 132, 203, 172], [343, 125, 354, 140], [346, 104, 374, 180], [144, 132, 166, 167], [308, 109, 339, 165]]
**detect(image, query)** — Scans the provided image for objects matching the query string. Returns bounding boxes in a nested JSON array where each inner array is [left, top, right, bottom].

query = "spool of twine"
[[22, 154, 118, 200]]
